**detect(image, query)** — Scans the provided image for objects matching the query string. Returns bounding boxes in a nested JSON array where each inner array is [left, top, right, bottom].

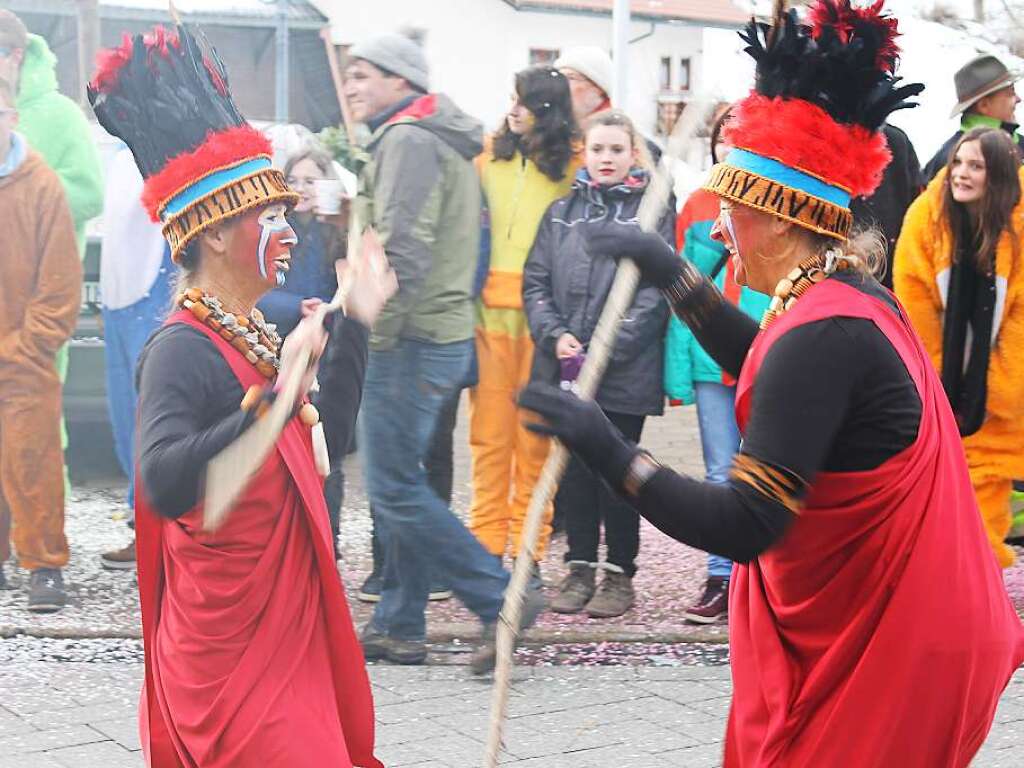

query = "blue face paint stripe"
[[724, 149, 851, 208]]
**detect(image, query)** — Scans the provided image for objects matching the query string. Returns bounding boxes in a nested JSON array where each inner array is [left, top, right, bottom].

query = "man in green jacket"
[[343, 32, 543, 672], [1, 10, 104, 526]]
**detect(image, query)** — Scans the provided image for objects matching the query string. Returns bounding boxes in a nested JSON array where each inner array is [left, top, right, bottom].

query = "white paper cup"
[[313, 179, 345, 215]]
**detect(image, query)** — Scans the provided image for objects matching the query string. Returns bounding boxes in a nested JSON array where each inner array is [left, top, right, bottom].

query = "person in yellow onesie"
[[471, 66, 580, 566], [895, 127, 1024, 568]]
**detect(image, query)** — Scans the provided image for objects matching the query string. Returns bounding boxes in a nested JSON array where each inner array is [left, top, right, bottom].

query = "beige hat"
[[950, 54, 1022, 118], [0, 10, 28, 51], [555, 46, 613, 98]]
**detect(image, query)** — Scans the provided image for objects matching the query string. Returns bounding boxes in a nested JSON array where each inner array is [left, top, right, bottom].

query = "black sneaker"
[[357, 571, 382, 603], [27, 568, 66, 613], [358, 623, 427, 665], [470, 582, 547, 675], [359, 623, 390, 661], [428, 582, 453, 601]]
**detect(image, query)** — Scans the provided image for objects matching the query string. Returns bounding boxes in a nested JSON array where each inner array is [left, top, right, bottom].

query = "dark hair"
[[492, 66, 578, 182], [942, 127, 1021, 273], [582, 108, 653, 171], [710, 104, 734, 165]]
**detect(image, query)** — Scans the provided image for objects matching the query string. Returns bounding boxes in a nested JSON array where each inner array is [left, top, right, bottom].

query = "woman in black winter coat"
[[523, 110, 671, 618]]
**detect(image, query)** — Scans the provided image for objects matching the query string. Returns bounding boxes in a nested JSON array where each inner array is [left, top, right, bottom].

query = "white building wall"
[[312, 0, 716, 137]]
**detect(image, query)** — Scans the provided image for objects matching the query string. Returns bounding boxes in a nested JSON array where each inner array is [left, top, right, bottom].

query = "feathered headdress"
[[88, 24, 297, 261], [704, 0, 924, 240]]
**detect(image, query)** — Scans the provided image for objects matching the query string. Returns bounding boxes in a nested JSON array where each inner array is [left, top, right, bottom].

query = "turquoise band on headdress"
[[725, 148, 851, 209], [161, 157, 273, 219]]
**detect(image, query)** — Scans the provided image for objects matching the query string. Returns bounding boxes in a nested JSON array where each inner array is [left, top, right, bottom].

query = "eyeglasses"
[[717, 205, 739, 246], [0, 108, 16, 117], [286, 176, 321, 188]]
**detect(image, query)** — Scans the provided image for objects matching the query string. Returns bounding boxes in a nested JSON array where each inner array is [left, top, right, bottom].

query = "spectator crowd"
[[0, 8, 1022, 665]]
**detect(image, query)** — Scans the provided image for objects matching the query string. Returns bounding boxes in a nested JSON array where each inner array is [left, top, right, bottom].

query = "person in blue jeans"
[[98, 146, 174, 570], [359, 339, 537, 672], [664, 109, 770, 622], [346, 33, 543, 671]]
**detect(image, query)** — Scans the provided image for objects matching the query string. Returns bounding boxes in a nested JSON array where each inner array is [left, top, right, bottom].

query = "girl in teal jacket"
[[664, 117, 770, 623]]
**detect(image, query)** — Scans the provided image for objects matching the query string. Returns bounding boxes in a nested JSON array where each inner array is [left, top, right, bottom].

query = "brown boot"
[[584, 567, 634, 618], [100, 539, 136, 571], [550, 562, 596, 614]]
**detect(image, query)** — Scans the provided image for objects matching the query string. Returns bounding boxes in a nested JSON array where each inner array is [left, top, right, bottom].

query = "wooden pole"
[[320, 27, 357, 145], [481, 99, 714, 767], [76, 0, 100, 109]]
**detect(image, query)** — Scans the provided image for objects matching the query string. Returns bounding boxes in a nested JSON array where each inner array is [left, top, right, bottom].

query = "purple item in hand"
[[560, 351, 586, 389]]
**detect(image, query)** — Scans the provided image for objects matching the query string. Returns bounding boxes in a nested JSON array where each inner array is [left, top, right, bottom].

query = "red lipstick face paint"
[[233, 203, 298, 287]]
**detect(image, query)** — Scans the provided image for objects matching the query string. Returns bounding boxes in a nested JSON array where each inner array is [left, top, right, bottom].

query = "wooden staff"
[[320, 26, 358, 145], [481, 99, 714, 767]]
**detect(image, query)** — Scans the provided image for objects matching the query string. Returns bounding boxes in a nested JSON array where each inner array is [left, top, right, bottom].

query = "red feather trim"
[[91, 26, 181, 94], [808, 0, 901, 71], [141, 125, 273, 221], [91, 33, 134, 93], [724, 93, 891, 198]]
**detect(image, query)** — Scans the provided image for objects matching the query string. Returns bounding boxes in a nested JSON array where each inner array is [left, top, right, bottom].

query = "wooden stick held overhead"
[[481, 98, 715, 767]]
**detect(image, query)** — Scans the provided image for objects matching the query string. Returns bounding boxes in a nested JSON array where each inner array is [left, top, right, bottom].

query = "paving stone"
[[659, 741, 726, 767], [45, 739, 141, 768], [0, 723, 107, 755], [87, 718, 141, 751], [0, 660, 1020, 765], [375, 689, 493, 724], [24, 703, 138, 730], [0, 753, 65, 768]]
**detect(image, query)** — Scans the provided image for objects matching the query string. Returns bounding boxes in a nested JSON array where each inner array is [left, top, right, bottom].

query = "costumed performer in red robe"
[[518, 2, 1024, 766], [88, 23, 392, 768]]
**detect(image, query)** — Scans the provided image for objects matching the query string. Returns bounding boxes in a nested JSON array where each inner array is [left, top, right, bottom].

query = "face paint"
[[255, 204, 297, 287]]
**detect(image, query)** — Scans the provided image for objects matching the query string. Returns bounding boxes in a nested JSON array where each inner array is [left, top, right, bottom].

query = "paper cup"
[[313, 179, 344, 215]]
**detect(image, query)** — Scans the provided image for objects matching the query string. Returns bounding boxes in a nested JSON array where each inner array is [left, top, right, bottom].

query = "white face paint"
[[256, 204, 298, 287]]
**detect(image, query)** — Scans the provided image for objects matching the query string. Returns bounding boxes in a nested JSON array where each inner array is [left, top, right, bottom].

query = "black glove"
[[587, 227, 683, 289], [518, 383, 639, 488]]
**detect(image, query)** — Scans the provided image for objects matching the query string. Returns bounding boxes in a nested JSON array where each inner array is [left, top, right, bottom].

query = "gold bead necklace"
[[760, 249, 860, 330]]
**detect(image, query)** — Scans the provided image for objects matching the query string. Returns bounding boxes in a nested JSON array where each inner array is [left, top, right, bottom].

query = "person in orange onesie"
[[896, 127, 1024, 569], [0, 75, 82, 612], [471, 65, 580, 569]]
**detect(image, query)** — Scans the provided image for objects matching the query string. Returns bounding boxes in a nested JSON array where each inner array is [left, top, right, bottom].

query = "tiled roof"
[[507, 0, 750, 26], [6, 0, 326, 28]]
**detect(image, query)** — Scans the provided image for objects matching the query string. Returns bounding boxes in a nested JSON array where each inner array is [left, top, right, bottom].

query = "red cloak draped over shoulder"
[[727, 279, 1024, 767], [135, 310, 381, 768]]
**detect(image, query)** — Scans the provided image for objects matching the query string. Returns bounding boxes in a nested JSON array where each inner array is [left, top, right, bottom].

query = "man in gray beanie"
[[344, 34, 545, 672]]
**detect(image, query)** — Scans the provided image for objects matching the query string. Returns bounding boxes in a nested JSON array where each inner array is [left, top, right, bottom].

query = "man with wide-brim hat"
[[923, 53, 1024, 180]]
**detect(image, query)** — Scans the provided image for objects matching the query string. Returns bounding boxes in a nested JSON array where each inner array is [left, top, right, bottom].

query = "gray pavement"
[[0, 640, 1021, 768]]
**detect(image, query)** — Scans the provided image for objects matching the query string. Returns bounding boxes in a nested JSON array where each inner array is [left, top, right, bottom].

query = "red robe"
[[135, 311, 381, 768], [726, 279, 1024, 767]]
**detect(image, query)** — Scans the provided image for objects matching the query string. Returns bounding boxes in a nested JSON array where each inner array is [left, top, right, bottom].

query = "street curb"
[[1, 621, 729, 644]]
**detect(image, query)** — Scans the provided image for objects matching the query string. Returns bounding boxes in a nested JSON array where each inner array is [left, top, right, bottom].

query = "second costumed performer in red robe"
[[519, 1, 1024, 766], [88, 24, 389, 768]]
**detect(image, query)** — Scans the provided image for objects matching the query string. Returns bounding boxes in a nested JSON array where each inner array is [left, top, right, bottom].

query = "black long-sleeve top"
[[630, 270, 922, 563], [135, 312, 369, 518]]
